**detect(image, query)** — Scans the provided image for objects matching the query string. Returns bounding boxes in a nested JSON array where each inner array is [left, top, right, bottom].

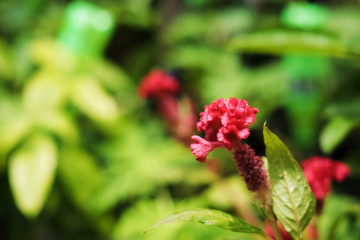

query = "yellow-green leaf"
[[70, 76, 120, 124], [8, 134, 57, 218]]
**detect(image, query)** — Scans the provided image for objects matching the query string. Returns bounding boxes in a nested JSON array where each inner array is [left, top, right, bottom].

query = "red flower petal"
[[195, 98, 258, 149], [190, 135, 226, 162]]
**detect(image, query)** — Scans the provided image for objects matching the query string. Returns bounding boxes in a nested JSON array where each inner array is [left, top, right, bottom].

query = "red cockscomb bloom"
[[137, 69, 180, 99], [191, 98, 270, 199], [191, 98, 258, 161], [301, 156, 350, 201]]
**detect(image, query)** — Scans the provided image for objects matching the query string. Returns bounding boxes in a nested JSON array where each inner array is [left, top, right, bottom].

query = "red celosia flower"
[[301, 156, 350, 201], [137, 69, 180, 99], [191, 98, 269, 198], [194, 98, 258, 153]]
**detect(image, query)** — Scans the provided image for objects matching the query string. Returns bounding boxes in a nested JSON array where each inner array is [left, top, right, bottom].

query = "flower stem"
[[268, 215, 283, 240]]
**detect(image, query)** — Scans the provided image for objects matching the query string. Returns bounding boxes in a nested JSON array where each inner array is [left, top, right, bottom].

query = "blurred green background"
[[1, 0, 360, 239]]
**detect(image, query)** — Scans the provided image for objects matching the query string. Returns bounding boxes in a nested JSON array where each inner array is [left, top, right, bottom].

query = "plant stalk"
[[268, 216, 283, 240]]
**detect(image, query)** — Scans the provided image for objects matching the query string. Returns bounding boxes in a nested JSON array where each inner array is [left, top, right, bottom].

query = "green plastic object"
[[281, 2, 328, 30], [57, 1, 115, 57], [281, 3, 330, 149]]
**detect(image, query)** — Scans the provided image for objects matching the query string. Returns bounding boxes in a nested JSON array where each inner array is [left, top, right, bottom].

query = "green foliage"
[[318, 195, 360, 240], [70, 75, 120, 123], [1, 1, 360, 239], [143, 208, 267, 238], [228, 31, 360, 59], [320, 116, 360, 154], [0, 39, 13, 79], [58, 147, 105, 215], [8, 134, 57, 218], [0, 94, 32, 166], [263, 125, 316, 239], [166, 8, 252, 45], [113, 198, 255, 240]]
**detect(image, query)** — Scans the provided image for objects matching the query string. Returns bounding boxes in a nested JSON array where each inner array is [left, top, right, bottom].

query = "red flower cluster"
[[191, 98, 258, 162], [191, 98, 270, 199], [301, 156, 350, 201], [137, 69, 180, 99]]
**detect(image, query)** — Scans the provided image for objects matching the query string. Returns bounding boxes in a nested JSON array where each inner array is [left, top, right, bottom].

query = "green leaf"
[[34, 110, 79, 144], [22, 70, 68, 112], [8, 134, 57, 218], [115, 200, 251, 240], [142, 208, 267, 237], [317, 195, 360, 240], [319, 116, 360, 154], [263, 124, 316, 240], [30, 38, 77, 71], [70, 76, 120, 124], [228, 31, 360, 58], [0, 39, 13, 79], [0, 101, 32, 161], [58, 148, 104, 215]]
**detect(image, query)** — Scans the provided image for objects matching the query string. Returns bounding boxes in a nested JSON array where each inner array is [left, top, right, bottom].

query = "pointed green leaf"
[[228, 31, 360, 59], [143, 208, 267, 238], [8, 134, 57, 218], [263, 124, 316, 239], [320, 116, 360, 154], [70, 76, 120, 124]]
